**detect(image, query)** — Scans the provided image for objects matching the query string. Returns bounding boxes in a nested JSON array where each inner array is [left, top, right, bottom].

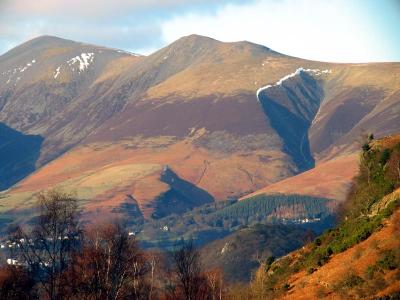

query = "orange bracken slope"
[[241, 154, 359, 203]]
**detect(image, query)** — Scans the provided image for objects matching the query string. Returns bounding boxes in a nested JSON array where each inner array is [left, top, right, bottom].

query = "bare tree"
[[169, 240, 212, 300], [10, 190, 81, 300], [147, 254, 158, 300], [205, 268, 224, 300], [66, 222, 150, 300]]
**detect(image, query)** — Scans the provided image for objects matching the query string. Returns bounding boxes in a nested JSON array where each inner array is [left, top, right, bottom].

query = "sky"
[[0, 0, 399, 63]]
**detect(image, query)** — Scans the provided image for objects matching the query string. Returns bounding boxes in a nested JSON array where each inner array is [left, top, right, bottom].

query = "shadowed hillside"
[[258, 70, 325, 171], [0, 123, 43, 190], [201, 224, 310, 283]]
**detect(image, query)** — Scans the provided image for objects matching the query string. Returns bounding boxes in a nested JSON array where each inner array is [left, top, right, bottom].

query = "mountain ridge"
[[0, 34, 399, 224]]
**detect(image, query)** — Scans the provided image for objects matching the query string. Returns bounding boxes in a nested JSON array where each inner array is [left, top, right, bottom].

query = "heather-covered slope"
[[0, 34, 400, 222], [0, 36, 142, 178]]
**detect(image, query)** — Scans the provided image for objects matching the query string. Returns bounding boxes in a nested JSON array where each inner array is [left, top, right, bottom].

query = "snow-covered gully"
[[256, 67, 331, 101]]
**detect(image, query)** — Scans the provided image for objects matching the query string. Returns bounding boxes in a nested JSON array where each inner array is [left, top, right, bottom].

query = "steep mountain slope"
[[257, 68, 327, 171], [0, 34, 399, 223], [282, 204, 400, 299], [241, 62, 400, 203], [0, 36, 142, 183], [310, 64, 400, 159]]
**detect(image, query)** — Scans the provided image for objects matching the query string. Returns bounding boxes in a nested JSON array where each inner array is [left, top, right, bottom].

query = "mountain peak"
[[168, 34, 221, 51], [29, 34, 72, 42], [0, 35, 79, 60], [177, 34, 219, 43], [21, 35, 79, 49], [169, 34, 279, 58]]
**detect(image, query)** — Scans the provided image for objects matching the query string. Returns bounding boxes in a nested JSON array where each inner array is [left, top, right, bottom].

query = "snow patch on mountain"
[[53, 52, 95, 79], [256, 68, 331, 101], [1, 59, 36, 85], [116, 50, 141, 56], [54, 66, 61, 79], [311, 106, 322, 126], [67, 53, 94, 72]]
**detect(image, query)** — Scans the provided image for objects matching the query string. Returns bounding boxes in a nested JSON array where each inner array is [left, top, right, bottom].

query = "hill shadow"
[[0, 123, 43, 190], [258, 72, 324, 172], [151, 167, 214, 219]]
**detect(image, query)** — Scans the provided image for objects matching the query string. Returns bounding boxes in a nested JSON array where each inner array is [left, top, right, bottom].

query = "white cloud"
[[0, 0, 398, 61], [0, 0, 246, 55], [0, 0, 240, 18], [161, 0, 395, 62]]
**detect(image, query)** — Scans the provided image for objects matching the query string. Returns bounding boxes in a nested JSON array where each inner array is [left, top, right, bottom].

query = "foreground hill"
[[249, 134, 400, 299], [282, 199, 400, 299], [0, 34, 400, 222]]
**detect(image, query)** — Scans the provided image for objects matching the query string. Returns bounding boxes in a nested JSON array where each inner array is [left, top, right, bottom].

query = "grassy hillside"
[[248, 134, 400, 299]]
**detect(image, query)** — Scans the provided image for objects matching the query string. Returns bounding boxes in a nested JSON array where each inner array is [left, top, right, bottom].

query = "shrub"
[[341, 273, 364, 288], [378, 250, 398, 271], [381, 199, 400, 218], [307, 267, 316, 274], [365, 265, 379, 280], [315, 287, 327, 298], [380, 149, 392, 166]]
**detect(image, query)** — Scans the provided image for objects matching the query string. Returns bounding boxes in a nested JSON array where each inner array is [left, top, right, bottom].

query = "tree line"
[[212, 194, 331, 223], [142, 194, 332, 249]]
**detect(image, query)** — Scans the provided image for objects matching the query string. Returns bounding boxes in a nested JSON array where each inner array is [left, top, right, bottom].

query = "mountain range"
[[0, 34, 399, 225]]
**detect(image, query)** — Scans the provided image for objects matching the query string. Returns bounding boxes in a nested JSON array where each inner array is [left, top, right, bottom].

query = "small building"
[[7, 258, 18, 265]]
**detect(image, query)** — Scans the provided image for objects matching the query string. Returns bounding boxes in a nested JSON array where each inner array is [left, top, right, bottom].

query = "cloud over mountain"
[[1, 0, 399, 62]]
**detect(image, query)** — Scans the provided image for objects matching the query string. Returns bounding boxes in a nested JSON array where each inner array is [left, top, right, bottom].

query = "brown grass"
[[6, 135, 289, 218], [241, 154, 359, 202]]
